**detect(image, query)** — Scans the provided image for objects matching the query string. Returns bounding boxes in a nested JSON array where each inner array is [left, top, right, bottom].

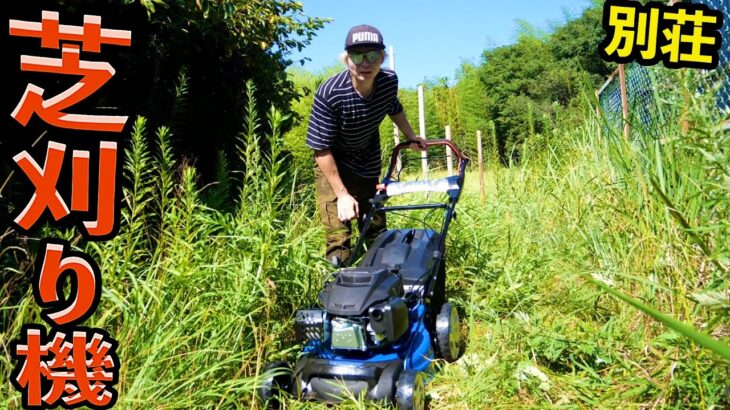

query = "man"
[[306, 24, 426, 264]]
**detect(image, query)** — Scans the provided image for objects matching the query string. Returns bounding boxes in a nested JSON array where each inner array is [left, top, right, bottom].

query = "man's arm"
[[389, 111, 427, 149], [314, 149, 359, 221]]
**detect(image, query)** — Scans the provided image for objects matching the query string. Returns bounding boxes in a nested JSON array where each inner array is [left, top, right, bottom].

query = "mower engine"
[[295, 267, 409, 351]]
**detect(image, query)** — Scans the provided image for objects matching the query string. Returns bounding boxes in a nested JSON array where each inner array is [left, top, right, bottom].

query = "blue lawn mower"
[[258, 140, 468, 409]]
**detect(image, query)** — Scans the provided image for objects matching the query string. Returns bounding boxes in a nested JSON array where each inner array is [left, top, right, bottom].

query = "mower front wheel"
[[256, 361, 293, 409], [395, 370, 426, 410]]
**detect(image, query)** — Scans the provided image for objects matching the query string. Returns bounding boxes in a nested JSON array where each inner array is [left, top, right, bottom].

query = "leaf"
[[514, 311, 530, 323], [689, 290, 730, 310], [140, 0, 155, 14], [585, 274, 730, 361]]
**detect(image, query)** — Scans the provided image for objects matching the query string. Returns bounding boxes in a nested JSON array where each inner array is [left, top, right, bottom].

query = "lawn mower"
[[258, 139, 468, 409]]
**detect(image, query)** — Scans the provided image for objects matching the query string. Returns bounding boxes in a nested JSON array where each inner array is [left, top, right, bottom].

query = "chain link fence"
[[691, 0, 729, 111], [597, 63, 655, 129], [597, 0, 729, 131]]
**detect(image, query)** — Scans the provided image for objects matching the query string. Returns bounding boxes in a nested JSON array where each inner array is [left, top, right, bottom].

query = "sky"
[[290, 0, 595, 88]]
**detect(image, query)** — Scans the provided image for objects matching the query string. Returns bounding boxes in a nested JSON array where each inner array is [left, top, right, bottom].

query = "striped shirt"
[[306, 68, 403, 178]]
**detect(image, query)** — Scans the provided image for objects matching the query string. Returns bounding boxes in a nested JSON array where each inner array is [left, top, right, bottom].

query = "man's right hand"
[[314, 149, 358, 221], [337, 193, 359, 221]]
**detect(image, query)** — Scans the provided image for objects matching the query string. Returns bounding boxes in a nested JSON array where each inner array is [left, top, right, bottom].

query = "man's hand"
[[314, 150, 358, 222], [337, 193, 359, 221], [408, 135, 428, 151], [389, 112, 426, 151]]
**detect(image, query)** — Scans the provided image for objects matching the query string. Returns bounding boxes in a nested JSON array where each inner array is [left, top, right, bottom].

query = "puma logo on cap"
[[352, 32, 379, 44]]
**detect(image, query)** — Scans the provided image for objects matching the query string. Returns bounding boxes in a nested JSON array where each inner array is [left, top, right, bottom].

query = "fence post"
[[477, 130, 485, 204], [390, 45, 402, 172], [679, 68, 692, 134], [418, 84, 428, 179], [618, 63, 630, 142], [445, 125, 453, 176], [595, 89, 603, 138]]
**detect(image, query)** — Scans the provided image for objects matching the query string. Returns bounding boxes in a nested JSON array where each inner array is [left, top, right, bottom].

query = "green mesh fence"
[[690, 0, 729, 112], [598, 63, 655, 131], [598, 0, 730, 131]]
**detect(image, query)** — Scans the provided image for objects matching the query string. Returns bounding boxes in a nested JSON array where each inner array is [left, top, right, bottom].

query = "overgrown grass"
[[1, 83, 330, 409], [430, 68, 729, 408], [1, 70, 728, 409]]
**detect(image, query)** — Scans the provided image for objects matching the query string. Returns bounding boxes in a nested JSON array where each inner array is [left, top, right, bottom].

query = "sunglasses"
[[348, 50, 381, 65]]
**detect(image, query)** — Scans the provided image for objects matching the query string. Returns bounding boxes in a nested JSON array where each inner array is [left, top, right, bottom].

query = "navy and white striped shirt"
[[306, 68, 403, 178]]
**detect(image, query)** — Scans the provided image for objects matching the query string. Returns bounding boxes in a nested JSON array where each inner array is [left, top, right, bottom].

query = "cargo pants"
[[315, 165, 386, 264]]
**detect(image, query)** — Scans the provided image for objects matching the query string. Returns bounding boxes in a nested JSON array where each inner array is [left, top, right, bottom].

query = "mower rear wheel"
[[436, 303, 461, 362], [256, 361, 293, 409], [395, 370, 426, 410]]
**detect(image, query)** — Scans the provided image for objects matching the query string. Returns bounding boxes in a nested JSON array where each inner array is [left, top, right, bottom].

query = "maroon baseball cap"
[[344, 24, 385, 50]]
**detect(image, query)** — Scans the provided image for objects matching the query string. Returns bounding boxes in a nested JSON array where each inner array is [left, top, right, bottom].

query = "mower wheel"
[[395, 370, 426, 410], [256, 361, 293, 409], [435, 303, 461, 362]]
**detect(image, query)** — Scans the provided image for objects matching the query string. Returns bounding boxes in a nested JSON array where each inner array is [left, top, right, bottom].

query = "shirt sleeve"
[[389, 95, 404, 116], [306, 85, 338, 151], [388, 73, 404, 116]]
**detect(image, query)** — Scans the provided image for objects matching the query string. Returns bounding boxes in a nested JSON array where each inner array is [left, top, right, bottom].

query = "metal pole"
[[477, 130, 485, 204], [445, 125, 453, 176], [389, 45, 401, 172], [418, 84, 428, 179]]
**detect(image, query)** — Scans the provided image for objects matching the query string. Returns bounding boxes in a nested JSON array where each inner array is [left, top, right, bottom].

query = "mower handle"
[[384, 138, 467, 181], [350, 140, 468, 268]]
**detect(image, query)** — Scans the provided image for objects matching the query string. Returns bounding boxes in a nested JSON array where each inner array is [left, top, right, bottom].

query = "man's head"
[[343, 25, 386, 82], [344, 24, 385, 51]]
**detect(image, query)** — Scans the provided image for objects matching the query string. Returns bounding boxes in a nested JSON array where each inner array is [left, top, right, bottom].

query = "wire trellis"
[[598, 63, 655, 131], [689, 0, 730, 112], [597, 0, 730, 131]]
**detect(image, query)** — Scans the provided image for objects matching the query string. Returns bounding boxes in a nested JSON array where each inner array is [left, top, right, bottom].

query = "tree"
[[130, 0, 329, 179], [478, 32, 555, 158], [453, 62, 490, 157], [3, 0, 328, 180], [548, 2, 615, 85], [283, 63, 342, 176], [475, 4, 612, 161]]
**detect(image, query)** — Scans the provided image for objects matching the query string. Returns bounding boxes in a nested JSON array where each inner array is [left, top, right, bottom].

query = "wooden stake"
[[618, 64, 630, 142], [418, 84, 428, 179], [680, 69, 691, 134], [389, 45, 402, 172]]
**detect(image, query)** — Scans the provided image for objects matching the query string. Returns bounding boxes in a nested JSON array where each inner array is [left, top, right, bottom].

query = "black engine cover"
[[361, 229, 440, 294], [319, 268, 404, 316]]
